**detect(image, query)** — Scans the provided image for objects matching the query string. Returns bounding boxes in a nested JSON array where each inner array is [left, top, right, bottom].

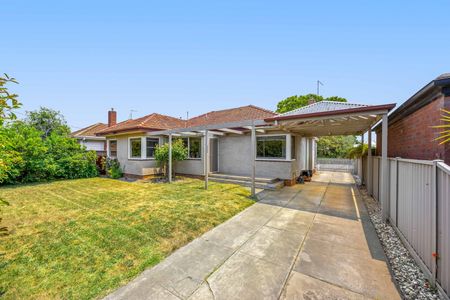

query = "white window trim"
[[145, 137, 160, 159], [127, 136, 161, 160], [107, 139, 117, 158], [180, 137, 202, 160], [255, 133, 291, 161]]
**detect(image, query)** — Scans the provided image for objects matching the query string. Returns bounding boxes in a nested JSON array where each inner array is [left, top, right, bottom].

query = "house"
[[96, 101, 395, 187], [95, 105, 314, 185], [71, 122, 108, 155], [374, 73, 450, 164]]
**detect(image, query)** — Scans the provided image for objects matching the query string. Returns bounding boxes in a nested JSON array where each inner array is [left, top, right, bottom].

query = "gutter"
[[373, 75, 450, 132]]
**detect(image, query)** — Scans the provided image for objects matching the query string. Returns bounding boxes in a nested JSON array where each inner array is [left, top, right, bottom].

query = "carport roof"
[[265, 101, 396, 137]]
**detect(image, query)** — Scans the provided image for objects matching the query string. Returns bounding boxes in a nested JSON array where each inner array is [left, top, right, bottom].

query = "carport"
[[150, 101, 396, 221]]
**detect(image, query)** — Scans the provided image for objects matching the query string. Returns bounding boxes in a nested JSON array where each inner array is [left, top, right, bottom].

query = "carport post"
[[361, 133, 364, 184], [380, 113, 389, 222], [367, 129, 373, 195], [204, 130, 209, 190], [168, 134, 172, 183], [250, 122, 256, 197]]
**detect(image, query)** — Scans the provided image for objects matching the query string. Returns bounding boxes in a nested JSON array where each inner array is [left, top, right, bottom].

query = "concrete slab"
[[239, 226, 305, 267], [294, 237, 400, 299], [265, 208, 314, 233], [281, 271, 368, 300], [105, 282, 180, 300], [200, 219, 259, 250], [190, 251, 289, 300], [233, 203, 281, 227]]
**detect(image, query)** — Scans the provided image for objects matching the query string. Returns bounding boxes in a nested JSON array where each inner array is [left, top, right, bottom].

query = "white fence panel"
[[366, 156, 449, 297], [316, 158, 357, 173], [373, 157, 380, 201], [389, 158, 397, 225], [437, 163, 450, 296], [397, 160, 434, 271]]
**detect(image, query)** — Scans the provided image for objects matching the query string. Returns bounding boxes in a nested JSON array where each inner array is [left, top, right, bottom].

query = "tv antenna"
[[129, 109, 137, 119], [317, 80, 324, 96]]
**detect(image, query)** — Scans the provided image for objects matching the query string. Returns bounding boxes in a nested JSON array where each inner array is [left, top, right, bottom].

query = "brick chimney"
[[108, 108, 117, 127]]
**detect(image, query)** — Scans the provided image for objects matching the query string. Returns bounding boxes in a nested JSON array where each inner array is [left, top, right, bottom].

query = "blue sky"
[[2, 0, 450, 130]]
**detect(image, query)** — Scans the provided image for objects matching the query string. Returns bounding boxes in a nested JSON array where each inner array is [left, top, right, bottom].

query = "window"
[[176, 137, 201, 159], [189, 137, 201, 158], [146, 138, 159, 158], [109, 140, 117, 158], [130, 138, 142, 158], [257, 136, 286, 159]]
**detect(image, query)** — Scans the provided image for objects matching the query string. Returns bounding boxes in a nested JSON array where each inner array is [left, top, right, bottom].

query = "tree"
[[0, 121, 97, 184], [317, 136, 357, 158], [345, 143, 377, 159], [25, 107, 70, 138], [275, 93, 354, 158], [275, 94, 346, 114], [0, 74, 21, 126], [154, 139, 188, 178]]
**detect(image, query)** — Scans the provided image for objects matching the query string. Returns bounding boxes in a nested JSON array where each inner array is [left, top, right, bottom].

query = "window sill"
[[128, 158, 156, 161], [256, 158, 295, 162]]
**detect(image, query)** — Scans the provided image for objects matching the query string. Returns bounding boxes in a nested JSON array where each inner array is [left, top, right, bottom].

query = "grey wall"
[[176, 159, 204, 175], [114, 134, 160, 176], [110, 132, 310, 180], [218, 134, 295, 180]]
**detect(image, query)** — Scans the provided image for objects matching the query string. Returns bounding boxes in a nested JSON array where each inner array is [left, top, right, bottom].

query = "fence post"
[[431, 159, 443, 288], [395, 157, 399, 227]]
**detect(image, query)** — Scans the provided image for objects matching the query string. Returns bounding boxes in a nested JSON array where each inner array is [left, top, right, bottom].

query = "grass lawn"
[[0, 177, 254, 299]]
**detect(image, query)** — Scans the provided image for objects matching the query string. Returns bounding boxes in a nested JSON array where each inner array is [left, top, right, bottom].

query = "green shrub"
[[106, 158, 122, 179], [0, 121, 98, 184], [154, 139, 188, 178]]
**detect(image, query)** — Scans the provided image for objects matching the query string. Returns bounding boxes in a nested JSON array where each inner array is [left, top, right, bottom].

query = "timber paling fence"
[[362, 156, 450, 299], [316, 158, 357, 174]]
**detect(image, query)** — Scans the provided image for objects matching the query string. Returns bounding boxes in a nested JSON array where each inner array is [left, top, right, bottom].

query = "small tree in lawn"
[[154, 139, 188, 179]]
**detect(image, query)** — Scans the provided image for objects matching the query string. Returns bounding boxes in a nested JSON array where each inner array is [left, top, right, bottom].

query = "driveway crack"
[[277, 181, 330, 299], [205, 279, 216, 300]]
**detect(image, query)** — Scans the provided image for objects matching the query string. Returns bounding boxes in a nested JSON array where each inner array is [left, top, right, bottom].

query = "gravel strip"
[[359, 188, 440, 300]]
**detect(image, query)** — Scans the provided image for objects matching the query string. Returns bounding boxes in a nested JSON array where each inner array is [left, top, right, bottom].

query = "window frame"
[[177, 137, 202, 160], [187, 137, 202, 159], [255, 134, 294, 161], [127, 136, 161, 160], [146, 137, 159, 159], [107, 139, 118, 158]]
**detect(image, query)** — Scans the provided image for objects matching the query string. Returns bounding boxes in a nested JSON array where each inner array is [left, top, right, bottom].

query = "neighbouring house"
[[374, 73, 450, 164], [71, 123, 108, 155], [95, 101, 395, 187]]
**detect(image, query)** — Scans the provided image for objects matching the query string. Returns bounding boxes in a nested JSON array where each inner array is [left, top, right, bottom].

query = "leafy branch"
[[0, 73, 21, 125]]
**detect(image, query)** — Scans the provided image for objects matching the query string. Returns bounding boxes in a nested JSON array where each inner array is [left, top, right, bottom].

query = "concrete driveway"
[[105, 171, 400, 300]]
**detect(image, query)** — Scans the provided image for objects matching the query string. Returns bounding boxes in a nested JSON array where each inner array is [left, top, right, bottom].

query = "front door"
[[209, 138, 219, 173]]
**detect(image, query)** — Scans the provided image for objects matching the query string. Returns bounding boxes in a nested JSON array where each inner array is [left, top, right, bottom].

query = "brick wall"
[[376, 95, 450, 164]]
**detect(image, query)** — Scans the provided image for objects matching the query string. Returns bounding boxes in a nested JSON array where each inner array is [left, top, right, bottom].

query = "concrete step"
[[208, 176, 284, 190], [208, 173, 278, 184]]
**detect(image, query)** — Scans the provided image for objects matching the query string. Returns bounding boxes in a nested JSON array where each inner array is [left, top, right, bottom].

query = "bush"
[[0, 122, 98, 184], [154, 139, 188, 178], [105, 157, 122, 179]]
